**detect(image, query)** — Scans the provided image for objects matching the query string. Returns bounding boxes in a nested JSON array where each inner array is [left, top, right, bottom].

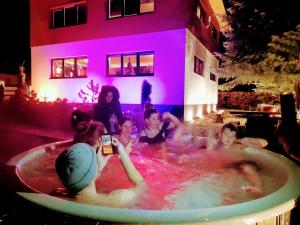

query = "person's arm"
[[125, 140, 133, 155], [240, 164, 262, 193], [162, 112, 181, 130], [112, 137, 145, 185], [96, 143, 112, 173]]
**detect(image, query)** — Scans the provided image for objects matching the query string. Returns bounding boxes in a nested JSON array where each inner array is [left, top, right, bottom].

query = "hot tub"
[[6, 140, 300, 225]]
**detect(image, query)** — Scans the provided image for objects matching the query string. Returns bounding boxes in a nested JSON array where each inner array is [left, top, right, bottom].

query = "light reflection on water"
[[18, 142, 287, 210]]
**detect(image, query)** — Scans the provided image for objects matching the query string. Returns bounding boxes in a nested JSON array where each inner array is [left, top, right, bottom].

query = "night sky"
[[0, 0, 30, 76]]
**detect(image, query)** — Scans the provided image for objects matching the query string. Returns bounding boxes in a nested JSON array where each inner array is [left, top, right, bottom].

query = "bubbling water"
[[18, 142, 287, 210]]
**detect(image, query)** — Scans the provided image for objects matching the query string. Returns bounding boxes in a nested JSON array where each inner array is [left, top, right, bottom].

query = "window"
[[51, 57, 88, 79], [211, 26, 218, 41], [108, 0, 122, 18], [107, 52, 154, 76], [51, 2, 87, 28], [140, 0, 154, 13], [194, 56, 204, 76], [210, 72, 216, 81], [123, 54, 137, 75], [139, 53, 154, 74], [108, 55, 122, 76], [108, 0, 154, 19], [196, 6, 201, 20]]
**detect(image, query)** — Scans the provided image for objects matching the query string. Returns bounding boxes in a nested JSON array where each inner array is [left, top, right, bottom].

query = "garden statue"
[[15, 62, 30, 104], [0, 83, 4, 104]]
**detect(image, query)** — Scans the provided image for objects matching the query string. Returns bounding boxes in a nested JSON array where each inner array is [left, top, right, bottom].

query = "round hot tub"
[[6, 140, 300, 225]]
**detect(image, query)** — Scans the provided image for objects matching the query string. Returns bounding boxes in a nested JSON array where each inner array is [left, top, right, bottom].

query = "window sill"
[[50, 76, 87, 79], [106, 74, 154, 77]]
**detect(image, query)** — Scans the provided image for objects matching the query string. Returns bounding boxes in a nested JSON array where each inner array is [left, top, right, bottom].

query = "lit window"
[[107, 52, 154, 77], [108, 55, 122, 76], [194, 56, 204, 76], [51, 57, 88, 79], [76, 58, 88, 77], [123, 55, 137, 75], [64, 58, 75, 77], [140, 0, 154, 13], [140, 53, 154, 74], [52, 59, 63, 78]]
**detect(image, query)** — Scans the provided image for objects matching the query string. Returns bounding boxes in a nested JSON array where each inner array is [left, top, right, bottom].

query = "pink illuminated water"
[[18, 143, 287, 209]]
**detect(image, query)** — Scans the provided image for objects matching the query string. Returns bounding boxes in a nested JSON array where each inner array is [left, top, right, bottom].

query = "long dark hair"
[[97, 85, 120, 106]]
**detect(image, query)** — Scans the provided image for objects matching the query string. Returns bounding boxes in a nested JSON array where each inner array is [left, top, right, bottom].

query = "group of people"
[[55, 85, 184, 207], [54, 85, 265, 208]]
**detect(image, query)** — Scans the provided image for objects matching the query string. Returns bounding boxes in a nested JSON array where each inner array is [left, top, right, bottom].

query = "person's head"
[[105, 91, 113, 104], [55, 143, 98, 195], [220, 123, 238, 147], [144, 108, 160, 128], [71, 109, 92, 130], [97, 85, 120, 105], [73, 121, 107, 148], [119, 117, 134, 137]]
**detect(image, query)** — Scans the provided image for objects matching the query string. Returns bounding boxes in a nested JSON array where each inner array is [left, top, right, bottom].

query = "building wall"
[[187, 0, 221, 53], [184, 29, 218, 121], [30, 0, 219, 53], [30, 0, 189, 46], [31, 29, 186, 105]]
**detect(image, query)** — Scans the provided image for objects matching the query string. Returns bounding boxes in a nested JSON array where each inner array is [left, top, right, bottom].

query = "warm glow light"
[[195, 105, 203, 118], [56, 66, 62, 74], [186, 109, 194, 122], [207, 105, 211, 114], [38, 86, 58, 102], [213, 104, 217, 112]]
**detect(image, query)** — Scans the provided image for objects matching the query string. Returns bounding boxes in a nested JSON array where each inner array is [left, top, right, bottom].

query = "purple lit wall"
[[31, 29, 186, 104]]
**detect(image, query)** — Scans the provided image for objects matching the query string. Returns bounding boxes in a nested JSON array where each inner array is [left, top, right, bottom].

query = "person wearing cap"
[[73, 121, 111, 172], [55, 139, 146, 207]]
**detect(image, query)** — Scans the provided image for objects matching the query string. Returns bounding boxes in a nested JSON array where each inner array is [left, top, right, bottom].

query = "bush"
[[218, 92, 280, 110]]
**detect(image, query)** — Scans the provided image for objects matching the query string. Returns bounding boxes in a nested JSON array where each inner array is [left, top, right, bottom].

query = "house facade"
[[30, 0, 224, 120]]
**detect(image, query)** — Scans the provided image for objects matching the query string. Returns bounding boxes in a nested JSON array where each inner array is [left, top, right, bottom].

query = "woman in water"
[[139, 108, 182, 144], [115, 117, 137, 155]]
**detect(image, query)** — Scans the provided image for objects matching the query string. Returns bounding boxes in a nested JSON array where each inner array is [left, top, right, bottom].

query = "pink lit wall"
[[31, 29, 186, 104]]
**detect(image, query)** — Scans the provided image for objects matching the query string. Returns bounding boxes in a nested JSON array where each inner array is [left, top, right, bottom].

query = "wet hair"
[[226, 160, 260, 171], [119, 117, 134, 126], [71, 110, 92, 130], [144, 108, 158, 120], [144, 103, 153, 111], [73, 121, 106, 146], [221, 123, 239, 136], [97, 85, 120, 105]]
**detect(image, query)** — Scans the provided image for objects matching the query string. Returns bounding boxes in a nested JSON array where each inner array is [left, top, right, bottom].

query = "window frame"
[[210, 72, 217, 82], [50, 1, 87, 29], [107, 0, 155, 20], [211, 26, 218, 41], [193, 56, 204, 77], [107, 51, 154, 77], [51, 56, 88, 79]]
